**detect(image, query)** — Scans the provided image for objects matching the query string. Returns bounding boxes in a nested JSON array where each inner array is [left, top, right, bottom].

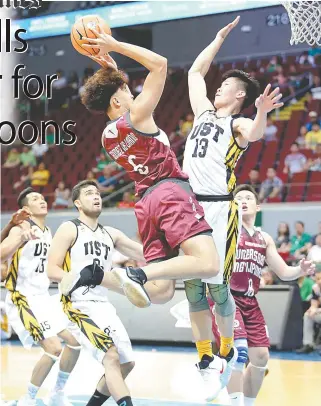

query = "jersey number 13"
[[191, 122, 224, 158]]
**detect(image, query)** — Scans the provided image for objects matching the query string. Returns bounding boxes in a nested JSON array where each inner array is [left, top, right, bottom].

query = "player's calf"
[[243, 347, 269, 403], [87, 361, 135, 406], [102, 346, 134, 405]]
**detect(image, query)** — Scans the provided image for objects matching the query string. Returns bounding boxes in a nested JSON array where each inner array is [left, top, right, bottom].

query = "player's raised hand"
[[82, 25, 120, 55], [299, 258, 316, 276], [255, 84, 284, 113], [89, 54, 118, 70], [10, 208, 31, 226], [217, 16, 240, 40]]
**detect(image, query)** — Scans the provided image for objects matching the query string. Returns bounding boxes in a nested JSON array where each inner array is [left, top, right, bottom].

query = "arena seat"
[[286, 171, 309, 202]]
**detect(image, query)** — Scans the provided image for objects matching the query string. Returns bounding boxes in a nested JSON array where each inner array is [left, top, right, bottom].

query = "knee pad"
[[184, 280, 209, 312], [233, 338, 248, 372], [66, 344, 82, 351], [44, 351, 60, 362], [208, 284, 236, 317]]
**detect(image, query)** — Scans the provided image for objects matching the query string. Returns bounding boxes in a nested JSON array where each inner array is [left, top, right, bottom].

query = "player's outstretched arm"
[[82, 28, 167, 124], [233, 84, 284, 143], [0, 208, 31, 243], [106, 226, 145, 262], [263, 232, 315, 281], [188, 16, 239, 117], [0, 223, 37, 262], [47, 222, 77, 282]]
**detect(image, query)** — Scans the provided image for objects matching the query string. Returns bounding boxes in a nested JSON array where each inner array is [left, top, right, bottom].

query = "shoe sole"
[[112, 269, 151, 308], [59, 271, 79, 296]]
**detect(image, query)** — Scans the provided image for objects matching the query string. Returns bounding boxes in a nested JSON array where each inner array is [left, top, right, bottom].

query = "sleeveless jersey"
[[102, 111, 188, 196], [183, 111, 247, 195], [5, 221, 52, 297], [230, 226, 267, 296], [63, 219, 114, 302]]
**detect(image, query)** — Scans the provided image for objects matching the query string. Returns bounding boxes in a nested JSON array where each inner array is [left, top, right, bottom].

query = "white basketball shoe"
[[196, 354, 227, 402], [17, 396, 36, 406], [46, 391, 73, 406]]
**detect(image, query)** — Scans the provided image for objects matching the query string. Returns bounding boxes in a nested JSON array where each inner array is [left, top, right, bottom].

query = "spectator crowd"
[[3, 48, 321, 208]]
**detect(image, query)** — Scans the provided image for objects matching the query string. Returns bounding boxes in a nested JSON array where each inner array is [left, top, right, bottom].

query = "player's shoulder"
[[56, 220, 78, 235], [102, 116, 123, 146], [259, 230, 272, 246], [195, 109, 215, 122], [103, 226, 119, 244]]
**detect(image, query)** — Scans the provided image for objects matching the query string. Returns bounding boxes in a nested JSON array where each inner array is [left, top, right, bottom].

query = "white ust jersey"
[[183, 111, 247, 196], [6, 222, 52, 297], [63, 219, 114, 302]]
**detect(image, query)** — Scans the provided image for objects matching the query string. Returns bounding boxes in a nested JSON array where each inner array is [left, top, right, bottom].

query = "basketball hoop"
[[282, 1, 321, 46]]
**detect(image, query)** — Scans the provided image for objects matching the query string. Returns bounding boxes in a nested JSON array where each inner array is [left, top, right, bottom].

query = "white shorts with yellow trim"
[[5, 293, 70, 349], [67, 300, 134, 365], [200, 200, 242, 285]]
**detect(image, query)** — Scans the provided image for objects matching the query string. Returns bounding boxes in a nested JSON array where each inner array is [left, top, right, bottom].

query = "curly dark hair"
[[81, 68, 128, 114], [221, 69, 260, 110]]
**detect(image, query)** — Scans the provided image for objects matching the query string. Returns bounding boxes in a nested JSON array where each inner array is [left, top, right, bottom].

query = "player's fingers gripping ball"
[[71, 15, 111, 56]]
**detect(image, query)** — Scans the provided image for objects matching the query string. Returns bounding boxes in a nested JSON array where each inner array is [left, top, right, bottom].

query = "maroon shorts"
[[135, 179, 212, 262], [208, 295, 270, 348]]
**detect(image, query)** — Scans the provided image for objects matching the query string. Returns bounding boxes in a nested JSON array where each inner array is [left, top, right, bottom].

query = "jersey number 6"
[[128, 155, 149, 175]]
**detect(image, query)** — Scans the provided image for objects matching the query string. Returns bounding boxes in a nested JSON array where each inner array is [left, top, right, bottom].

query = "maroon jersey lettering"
[[102, 112, 188, 196], [230, 227, 267, 296]]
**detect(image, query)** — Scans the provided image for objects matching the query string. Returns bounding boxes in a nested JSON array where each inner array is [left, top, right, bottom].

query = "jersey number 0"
[[191, 122, 224, 158]]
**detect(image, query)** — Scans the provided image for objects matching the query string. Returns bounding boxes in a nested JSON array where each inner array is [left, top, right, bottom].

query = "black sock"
[[117, 396, 133, 406], [86, 389, 110, 406]]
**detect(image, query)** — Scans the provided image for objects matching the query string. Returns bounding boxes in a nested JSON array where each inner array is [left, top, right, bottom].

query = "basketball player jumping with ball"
[[61, 18, 230, 401]]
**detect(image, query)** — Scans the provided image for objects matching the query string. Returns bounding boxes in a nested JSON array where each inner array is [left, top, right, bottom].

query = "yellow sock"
[[220, 336, 234, 357], [196, 340, 213, 360]]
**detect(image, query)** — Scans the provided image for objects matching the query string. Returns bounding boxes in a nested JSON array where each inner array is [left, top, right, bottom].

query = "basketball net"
[[282, 1, 321, 46]]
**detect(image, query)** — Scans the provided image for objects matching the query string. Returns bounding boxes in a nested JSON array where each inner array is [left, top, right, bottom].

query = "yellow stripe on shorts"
[[62, 298, 114, 353], [223, 200, 240, 283], [61, 249, 114, 353], [5, 247, 45, 342]]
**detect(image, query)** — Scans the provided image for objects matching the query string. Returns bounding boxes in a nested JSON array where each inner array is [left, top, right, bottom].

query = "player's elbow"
[[188, 69, 200, 77], [156, 56, 167, 73]]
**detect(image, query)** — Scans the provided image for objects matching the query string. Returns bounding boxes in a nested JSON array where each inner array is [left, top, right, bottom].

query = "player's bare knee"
[[250, 347, 269, 367], [103, 345, 120, 368], [42, 337, 63, 358], [45, 344, 63, 358]]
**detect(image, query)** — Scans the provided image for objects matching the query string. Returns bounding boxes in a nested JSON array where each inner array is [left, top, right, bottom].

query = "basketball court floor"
[[1, 342, 320, 405]]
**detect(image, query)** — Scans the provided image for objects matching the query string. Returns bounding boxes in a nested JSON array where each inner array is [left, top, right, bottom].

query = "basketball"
[[71, 15, 111, 56]]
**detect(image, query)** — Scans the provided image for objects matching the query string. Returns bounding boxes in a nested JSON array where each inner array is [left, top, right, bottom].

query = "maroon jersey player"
[[60, 27, 229, 401], [209, 184, 315, 406]]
